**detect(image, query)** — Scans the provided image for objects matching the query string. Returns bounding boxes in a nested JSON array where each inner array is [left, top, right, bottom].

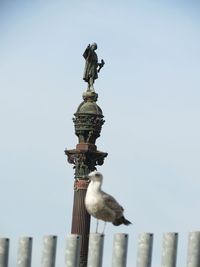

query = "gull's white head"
[[88, 171, 103, 183]]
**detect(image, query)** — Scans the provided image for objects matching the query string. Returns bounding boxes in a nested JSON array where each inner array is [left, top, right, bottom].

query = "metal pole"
[[41, 235, 57, 267], [136, 233, 153, 267], [71, 188, 91, 267], [87, 233, 104, 267], [186, 231, 200, 267], [0, 238, 9, 267], [65, 234, 81, 267], [65, 82, 107, 267], [112, 233, 128, 267], [17, 237, 32, 267], [161, 233, 178, 267]]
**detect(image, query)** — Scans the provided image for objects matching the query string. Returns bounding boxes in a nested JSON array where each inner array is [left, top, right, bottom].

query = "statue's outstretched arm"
[[83, 44, 90, 59]]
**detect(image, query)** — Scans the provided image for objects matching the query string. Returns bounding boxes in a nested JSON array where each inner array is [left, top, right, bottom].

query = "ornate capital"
[[65, 148, 108, 179]]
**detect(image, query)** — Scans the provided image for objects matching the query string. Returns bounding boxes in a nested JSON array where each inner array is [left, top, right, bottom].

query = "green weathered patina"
[[65, 43, 107, 267], [83, 43, 105, 91]]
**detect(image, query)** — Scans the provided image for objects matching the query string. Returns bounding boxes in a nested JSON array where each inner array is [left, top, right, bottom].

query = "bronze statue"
[[83, 43, 105, 91]]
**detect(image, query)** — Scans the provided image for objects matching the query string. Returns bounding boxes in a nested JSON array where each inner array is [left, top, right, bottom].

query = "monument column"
[[65, 43, 107, 266]]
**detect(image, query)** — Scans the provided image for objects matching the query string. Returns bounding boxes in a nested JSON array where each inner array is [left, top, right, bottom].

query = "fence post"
[[136, 233, 153, 267], [161, 232, 178, 267], [112, 233, 128, 267], [65, 234, 81, 267], [87, 233, 104, 267], [0, 238, 9, 267], [186, 231, 200, 267], [17, 237, 32, 267], [41, 235, 57, 267]]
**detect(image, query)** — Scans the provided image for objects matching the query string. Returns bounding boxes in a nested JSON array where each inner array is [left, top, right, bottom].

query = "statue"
[[83, 43, 105, 91]]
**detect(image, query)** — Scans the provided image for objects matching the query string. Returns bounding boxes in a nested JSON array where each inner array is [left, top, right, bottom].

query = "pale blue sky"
[[0, 0, 200, 266]]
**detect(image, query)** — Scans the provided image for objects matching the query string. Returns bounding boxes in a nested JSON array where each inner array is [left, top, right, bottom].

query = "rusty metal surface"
[[71, 189, 91, 267]]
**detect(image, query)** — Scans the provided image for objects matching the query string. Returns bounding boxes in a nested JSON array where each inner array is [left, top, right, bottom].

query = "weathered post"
[[186, 231, 200, 267], [136, 233, 153, 267], [161, 232, 178, 267], [87, 233, 104, 267], [0, 238, 9, 267], [112, 233, 128, 267], [65, 234, 81, 267], [65, 43, 107, 267], [41, 235, 57, 267], [17, 237, 32, 267]]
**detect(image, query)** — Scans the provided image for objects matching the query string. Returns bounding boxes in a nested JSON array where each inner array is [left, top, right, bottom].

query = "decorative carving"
[[73, 113, 105, 144], [66, 43, 107, 188], [66, 43, 107, 267], [74, 179, 90, 191], [65, 149, 108, 180]]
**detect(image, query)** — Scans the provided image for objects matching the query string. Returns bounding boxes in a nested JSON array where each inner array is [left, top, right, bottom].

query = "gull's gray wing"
[[102, 192, 124, 214]]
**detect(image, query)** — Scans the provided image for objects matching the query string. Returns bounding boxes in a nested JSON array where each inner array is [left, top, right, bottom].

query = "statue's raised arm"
[[83, 43, 105, 91]]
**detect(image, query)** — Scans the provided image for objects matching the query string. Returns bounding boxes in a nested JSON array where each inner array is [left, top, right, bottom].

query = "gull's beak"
[[86, 175, 91, 180]]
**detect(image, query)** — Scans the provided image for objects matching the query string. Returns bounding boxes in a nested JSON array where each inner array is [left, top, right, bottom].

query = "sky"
[[0, 0, 200, 266]]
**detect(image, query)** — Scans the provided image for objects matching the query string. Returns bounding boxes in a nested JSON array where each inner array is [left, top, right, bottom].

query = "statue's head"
[[91, 42, 97, 50]]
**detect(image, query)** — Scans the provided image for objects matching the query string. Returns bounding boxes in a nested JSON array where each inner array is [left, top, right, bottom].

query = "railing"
[[0, 232, 200, 267]]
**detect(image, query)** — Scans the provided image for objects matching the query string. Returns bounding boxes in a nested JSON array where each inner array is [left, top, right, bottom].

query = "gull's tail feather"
[[112, 216, 132, 226], [123, 217, 132, 226]]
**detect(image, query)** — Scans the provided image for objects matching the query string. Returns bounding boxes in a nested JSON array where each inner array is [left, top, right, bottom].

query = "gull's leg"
[[95, 219, 99, 233], [102, 221, 107, 234]]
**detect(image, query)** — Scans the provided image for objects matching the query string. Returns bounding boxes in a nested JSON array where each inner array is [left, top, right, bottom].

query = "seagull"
[[85, 171, 132, 233]]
